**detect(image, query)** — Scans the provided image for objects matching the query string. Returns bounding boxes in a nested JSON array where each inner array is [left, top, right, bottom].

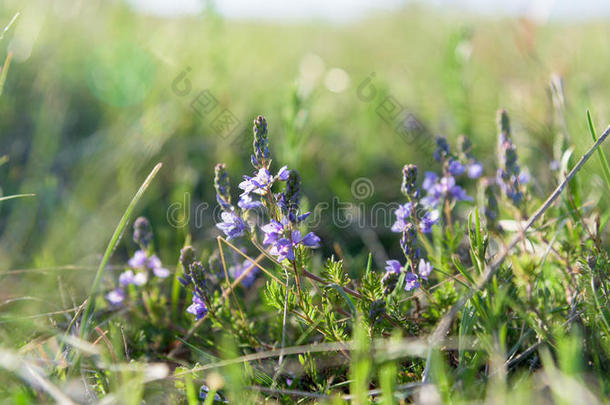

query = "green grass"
[[0, 1, 610, 403]]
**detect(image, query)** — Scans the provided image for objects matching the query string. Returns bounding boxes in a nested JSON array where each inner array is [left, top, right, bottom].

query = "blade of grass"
[[78, 162, 162, 339], [0, 193, 35, 202], [586, 109, 610, 191], [171, 234, 191, 320], [0, 52, 12, 97], [0, 12, 19, 41]]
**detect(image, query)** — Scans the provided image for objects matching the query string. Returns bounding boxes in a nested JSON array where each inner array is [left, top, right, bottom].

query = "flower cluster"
[[213, 115, 320, 263], [260, 169, 320, 262], [383, 165, 437, 294], [179, 115, 321, 320], [496, 110, 529, 206], [106, 217, 170, 305], [421, 135, 482, 209]]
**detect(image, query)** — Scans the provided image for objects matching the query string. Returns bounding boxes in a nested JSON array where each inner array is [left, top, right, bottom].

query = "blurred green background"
[[1, 0, 609, 304]]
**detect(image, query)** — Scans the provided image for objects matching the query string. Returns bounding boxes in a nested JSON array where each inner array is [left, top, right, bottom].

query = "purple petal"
[[404, 273, 420, 291], [153, 267, 170, 278], [147, 255, 162, 270], [384, 260, 402, 273], [394, 203, 413, 221], [422, 172, 438, 191], [128, 250, 148, 269], [418, 259, 432, 279], [448, 160, 465, 176], [467, 162, 483, 178], [106, 289, 125, 305], [391, 219, 406, 233], [301, 232, 320, 248], [277, 166, 290, 181], [133, 272, 148, 286], [119, 270, 135, 287]]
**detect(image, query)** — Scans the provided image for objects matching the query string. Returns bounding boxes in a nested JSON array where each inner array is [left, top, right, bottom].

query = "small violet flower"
[[229, 259, 260, 287], [128, 250, 148, 268], [239, 168, 274, 196], [467, 161, 483, 179], [216, 211, 246, 240], [391, 202, 413, 233], [187, 294, 208, 321], [422, 172, 438, 192], [418, 259, 433, 280], [106, 288, 125, 305], [420, 210, 440, 233], [127, 250, 170, 278], [404, 272, 420, 292], [119, 270, 147, 287], [422, 175, 472, 208], [384, 260, 402, 273], [262, 221, 320, 262], [448, 160, 465, 176]]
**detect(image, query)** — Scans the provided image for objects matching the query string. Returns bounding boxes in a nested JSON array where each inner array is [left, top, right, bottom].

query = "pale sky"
[[126, 0, 610, 21]]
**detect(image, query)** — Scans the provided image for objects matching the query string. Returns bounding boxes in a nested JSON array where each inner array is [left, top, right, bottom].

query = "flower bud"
[[401, 164, 418, 198], [214, 163, 232, 211], [133, 217, 152, 247]]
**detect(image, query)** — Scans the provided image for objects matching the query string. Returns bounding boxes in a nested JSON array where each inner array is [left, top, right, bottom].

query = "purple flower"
[[128, 250, 148, 268], [518, 170, 530, 184], [391, 202, 414, 233], [404, 272, 420, 291], [153, 267, 170, 278], [276, 166, 290, 181], [239, 168, 273, 196], [238, 194, 263, 210], [448, 160, 465, 176], [229, 259, 260, 287], [106, 288, 125, 305], [119, 270, 148, 287], [450, 185, 473, 202], [420, 210, 439, 233], [439, 176, 456, 194], [147, 255, 161, 269], [467, 161, 483, 178], [422, 172, 438, 192], [216, 211, 245, 239], [147, 254, 170, 278], [187, 294, 208, 320], [263, 226, 320, 262], [418, 259, 433, 280], [423, 175, 472, 207], [261, 220, 285, 245], [385, 260, 402, 273], [268, 237, 295, 261], [300, 231, 321, 247]]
